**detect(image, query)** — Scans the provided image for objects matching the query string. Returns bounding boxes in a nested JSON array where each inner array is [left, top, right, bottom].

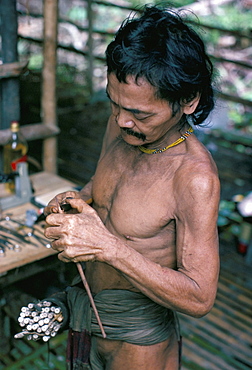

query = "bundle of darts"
[[14, 300, 64, 342]]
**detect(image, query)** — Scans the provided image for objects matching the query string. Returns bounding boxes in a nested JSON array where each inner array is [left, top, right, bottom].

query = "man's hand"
[[43, 191, 81, 216], [44, 198, 117, 264]]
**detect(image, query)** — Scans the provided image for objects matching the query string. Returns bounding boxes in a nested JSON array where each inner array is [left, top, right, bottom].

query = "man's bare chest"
[[92, 144, 177, 239]]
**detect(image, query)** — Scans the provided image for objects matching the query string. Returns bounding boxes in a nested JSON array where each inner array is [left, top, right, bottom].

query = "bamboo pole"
[[0, 0, 19, 130], [0, 123, 60, 146], [87, 0, 94, 96], [0, 0, 20, 172], [41, 0, 59, 173], [0, 61, 28, 79], [18, 8, 252, 40], [18, 34, 252, 71]]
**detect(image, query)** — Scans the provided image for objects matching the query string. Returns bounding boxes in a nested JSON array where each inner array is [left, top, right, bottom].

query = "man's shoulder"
[[173, 142, 220, 197]]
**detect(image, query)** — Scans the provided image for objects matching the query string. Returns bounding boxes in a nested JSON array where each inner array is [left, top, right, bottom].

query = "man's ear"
[[183, 94, 201, 115]]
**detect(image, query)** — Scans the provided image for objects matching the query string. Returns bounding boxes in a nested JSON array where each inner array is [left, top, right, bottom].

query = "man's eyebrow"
[[106, 88, 154, 116]]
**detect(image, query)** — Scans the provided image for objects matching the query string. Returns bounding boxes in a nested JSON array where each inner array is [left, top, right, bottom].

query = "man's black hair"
[[106, 5, 215, 125]]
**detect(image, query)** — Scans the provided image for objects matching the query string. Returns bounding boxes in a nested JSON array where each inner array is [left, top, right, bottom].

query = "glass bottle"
[[3, 121, 28, 192]]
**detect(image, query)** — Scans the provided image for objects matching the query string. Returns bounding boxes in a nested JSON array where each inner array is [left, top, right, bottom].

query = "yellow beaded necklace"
[[138, 126, 193, 154]]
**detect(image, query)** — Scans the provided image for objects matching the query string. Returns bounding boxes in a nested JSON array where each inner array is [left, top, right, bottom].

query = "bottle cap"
[[10, 121, 19, 132]]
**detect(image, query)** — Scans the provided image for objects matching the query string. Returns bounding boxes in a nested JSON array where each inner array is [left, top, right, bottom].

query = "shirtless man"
[[44, 5, 220, 369]]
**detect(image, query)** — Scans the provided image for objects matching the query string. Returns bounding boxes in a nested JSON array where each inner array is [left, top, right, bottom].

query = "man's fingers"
[[57, 251, 72, 263], [45, 213, 64, 226], [65, 198, 91, 213], [43, 191, 80, 216], [44, 214, 64, 240]]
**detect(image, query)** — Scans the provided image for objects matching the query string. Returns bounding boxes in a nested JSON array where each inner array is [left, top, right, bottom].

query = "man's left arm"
[[45, 172, 220, 317], [116, 171, 220, 317]]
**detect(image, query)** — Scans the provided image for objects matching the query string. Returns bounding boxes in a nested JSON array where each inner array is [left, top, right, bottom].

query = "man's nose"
[[116, 110, 134, 128]]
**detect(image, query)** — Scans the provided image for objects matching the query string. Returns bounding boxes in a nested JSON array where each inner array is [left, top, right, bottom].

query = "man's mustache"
[[121, 128, 146, 141]]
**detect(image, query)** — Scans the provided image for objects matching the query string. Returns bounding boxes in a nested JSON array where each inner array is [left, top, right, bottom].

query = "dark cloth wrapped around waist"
[[67, 287, 177, 345]]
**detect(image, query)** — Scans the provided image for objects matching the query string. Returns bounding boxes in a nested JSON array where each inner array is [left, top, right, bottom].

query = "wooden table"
[[0, 171, 76, 283], [0, 172, 77, 353]]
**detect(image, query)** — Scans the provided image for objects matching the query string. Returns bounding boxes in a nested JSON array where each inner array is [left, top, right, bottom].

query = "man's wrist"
[[102, 235, 128, 265], [102, 236, 133, 268]]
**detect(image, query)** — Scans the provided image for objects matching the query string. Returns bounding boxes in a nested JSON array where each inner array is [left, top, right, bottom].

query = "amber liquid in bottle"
[[3, 121, 28, 192]]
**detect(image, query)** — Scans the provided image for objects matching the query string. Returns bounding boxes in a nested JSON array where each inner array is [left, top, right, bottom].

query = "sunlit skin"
[[44, 73, 220, 369]]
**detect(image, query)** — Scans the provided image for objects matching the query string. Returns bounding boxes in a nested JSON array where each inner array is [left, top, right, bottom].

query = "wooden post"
[[41, 0, 59, 173], [0, 0, 19, 130], [87, 0, 94, 96], [0, 0, 19, 171]]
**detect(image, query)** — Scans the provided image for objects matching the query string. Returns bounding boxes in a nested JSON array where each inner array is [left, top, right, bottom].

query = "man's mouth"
[[121, 128, 146, 142]]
